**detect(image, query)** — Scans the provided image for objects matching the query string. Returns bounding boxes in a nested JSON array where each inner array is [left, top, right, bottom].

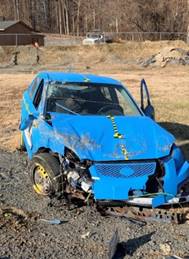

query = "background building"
[[0, 18, 44, 46]]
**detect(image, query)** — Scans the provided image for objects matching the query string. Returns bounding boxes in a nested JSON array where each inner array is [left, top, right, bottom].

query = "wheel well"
[[36, 146, 81, 164], [36, 147, 50, 154], [36, 147, 59, 160]]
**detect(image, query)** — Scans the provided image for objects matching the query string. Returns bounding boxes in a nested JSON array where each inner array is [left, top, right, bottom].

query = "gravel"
[[0, 150, 189, 259]]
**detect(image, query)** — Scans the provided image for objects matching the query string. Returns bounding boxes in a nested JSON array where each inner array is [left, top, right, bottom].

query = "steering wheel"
[[97, 104, 123, 115]]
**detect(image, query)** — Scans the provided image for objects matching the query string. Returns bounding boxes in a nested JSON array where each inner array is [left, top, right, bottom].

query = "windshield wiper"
[[56, 102, 79, 115]]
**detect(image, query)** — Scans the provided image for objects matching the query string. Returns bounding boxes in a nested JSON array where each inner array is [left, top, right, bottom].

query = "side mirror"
[[19, 111, 39, 131], [140, 79, 155, 120]]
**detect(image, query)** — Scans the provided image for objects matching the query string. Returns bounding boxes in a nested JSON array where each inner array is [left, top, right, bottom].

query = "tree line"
[[0, 0, 188, 35]]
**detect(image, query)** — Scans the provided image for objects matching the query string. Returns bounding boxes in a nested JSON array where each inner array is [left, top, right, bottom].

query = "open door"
[[140, 79, 155, 120], [19, 78, 44, 149]]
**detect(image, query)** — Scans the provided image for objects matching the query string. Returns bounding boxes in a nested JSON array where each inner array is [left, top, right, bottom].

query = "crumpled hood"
[[51, 114, 175, 161]]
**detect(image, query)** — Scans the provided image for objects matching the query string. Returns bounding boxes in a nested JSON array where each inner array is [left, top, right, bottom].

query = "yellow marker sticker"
[[107, 115, 129, 160], [114, 132, 123, 139], [107, 115, 124, 139], [120, 144, 129, 160]]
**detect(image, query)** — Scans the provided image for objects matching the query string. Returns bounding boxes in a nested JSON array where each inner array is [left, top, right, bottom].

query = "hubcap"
[[33, 163, 52, 195]]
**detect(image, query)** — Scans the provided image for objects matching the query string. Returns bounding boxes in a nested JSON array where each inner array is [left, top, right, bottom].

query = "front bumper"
[[90, 158, 189, 208]]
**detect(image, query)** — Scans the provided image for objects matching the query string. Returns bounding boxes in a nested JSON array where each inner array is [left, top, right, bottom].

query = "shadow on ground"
[[159, 122, 189, 160], [113, 231, 155, 258]]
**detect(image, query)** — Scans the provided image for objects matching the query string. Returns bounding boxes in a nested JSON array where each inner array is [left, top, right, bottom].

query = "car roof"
[[38, 71, 122, 86]]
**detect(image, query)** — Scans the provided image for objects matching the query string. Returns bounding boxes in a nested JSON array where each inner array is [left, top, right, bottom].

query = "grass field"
[[0, 65, 188, 159]]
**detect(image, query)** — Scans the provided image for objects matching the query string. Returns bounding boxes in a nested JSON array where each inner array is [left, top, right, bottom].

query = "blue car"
[[19, 71, 189, 217]]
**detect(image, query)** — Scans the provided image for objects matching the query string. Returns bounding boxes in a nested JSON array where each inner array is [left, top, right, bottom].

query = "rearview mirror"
[[140, 79, 155, 120]]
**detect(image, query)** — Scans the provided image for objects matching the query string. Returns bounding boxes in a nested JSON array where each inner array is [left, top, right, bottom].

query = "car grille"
[[95, 161, 156, 179]]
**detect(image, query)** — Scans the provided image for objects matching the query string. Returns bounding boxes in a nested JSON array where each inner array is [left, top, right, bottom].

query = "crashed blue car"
[[20, 72, 189, 222]]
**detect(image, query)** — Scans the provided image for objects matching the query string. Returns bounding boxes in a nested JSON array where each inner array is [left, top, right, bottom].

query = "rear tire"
[[30, 153, 62, 196]]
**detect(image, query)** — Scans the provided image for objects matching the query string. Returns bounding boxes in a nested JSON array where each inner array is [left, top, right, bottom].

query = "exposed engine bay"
[[59, 149, 93, 201]]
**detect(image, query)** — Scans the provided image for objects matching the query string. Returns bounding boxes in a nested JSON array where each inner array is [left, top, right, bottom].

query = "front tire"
[[30, 153, 62, 196]]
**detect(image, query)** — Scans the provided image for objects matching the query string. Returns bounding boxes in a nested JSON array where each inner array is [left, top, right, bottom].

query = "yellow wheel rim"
[[33, 183, 43, 194], [33, 163, 52, 195]]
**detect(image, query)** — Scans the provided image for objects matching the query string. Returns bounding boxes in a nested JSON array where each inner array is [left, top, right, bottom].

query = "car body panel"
[[51, 114, 174, 161], [90, 162, 156, 200], [38, 72, 122, 86], [90, 158, 189, 207]]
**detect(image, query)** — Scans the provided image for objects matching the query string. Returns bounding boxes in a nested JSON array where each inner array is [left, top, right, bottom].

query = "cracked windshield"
[[47, 82, 141, 116]]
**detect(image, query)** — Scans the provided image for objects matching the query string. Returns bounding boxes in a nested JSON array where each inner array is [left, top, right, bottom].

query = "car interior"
[[47, 84, 124, 115]]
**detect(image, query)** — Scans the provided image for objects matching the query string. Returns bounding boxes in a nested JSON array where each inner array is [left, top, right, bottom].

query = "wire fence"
[[106, 31, 188, 42], [0, 32, 188, 47], [45, 31, 189, 46]]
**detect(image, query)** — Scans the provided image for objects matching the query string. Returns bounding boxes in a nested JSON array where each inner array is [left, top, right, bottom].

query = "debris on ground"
[[165, 256, 184, 259], [0, 205, 39, 231], [139, 47, 189, 67], [81, 231, 91, 239], [108, 229, 119, 259], [39, 218, 63, 225], [159, 242, 172, 255]]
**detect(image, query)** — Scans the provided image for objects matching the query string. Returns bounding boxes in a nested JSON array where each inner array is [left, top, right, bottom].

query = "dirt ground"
[[0, 42, 189, 258]]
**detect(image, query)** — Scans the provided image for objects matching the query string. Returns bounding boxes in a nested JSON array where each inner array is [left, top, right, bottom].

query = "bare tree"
[[58, 0, 63, 34], [0, 0, 188, 37], [13, 0, 20, 20]]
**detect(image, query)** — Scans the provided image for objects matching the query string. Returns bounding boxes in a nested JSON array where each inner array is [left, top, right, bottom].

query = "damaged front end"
[[59, 149, 93, 202], [59, 145, 189, 224], [91, 144, 189, 223], [91, 144, 189, 206]]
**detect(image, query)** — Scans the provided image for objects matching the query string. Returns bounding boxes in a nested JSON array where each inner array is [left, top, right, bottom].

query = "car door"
[[140, 79, 155, 119], [20, 77, 44, 149]]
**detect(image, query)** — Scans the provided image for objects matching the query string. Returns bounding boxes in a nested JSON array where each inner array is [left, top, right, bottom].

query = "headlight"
[[171, 144, 185, 171]]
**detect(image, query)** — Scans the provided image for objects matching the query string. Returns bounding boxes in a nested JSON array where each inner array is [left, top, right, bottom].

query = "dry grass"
[[0, 74, 33, 150], [0, 65, 188, 159], [0, 40, 188, 66]]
